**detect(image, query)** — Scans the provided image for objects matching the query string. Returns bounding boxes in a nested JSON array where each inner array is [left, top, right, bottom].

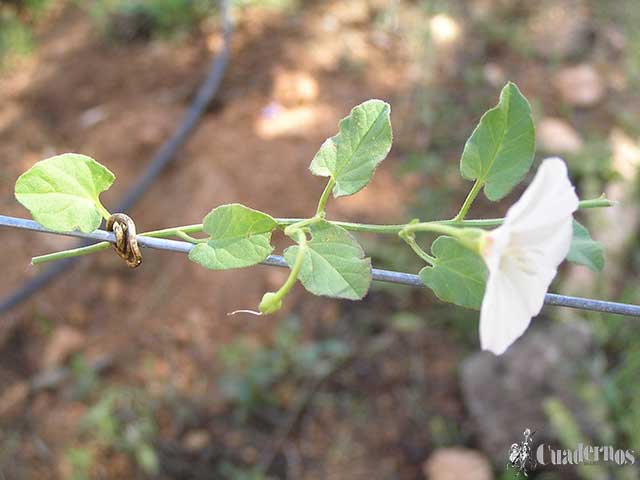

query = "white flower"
[[480, 157, 579, 355]]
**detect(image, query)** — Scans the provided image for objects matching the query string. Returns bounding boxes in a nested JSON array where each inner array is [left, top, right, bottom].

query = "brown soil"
[[4, 1, 635, 478], [0, 2, 436, 478]]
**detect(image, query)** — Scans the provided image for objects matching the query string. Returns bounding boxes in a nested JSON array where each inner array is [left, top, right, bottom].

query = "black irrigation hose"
[[0, 0, 232, 315]]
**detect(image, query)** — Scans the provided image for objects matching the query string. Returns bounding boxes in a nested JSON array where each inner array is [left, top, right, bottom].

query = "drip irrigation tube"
[[0, 0, 232, 314]]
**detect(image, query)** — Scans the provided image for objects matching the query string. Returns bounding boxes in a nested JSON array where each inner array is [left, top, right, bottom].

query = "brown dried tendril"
[[106, 213, 142, 268]]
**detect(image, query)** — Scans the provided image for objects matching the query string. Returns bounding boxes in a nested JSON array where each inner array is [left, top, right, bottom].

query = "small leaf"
[[188, 204, 277, 270], [419, 236, 488, 310], [310, 99, 392, 197], [567, 220, 604, 272], [284, 220, 371, 299], [15, 153, 115, 232], [460, 82, 535, 201]]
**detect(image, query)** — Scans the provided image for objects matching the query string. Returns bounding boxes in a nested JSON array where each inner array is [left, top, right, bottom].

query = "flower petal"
[[479, 157, 579, 355], [480, 267, 533, 355], [511, 215, 574, 271], [504, 254, 558, 316], [480, 252, 558, 354], [483, 225, 511, 272], [504, 157, 579, 234]]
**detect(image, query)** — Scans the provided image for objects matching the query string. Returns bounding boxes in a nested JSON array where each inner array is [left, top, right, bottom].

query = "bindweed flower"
[[479, 157, 579, 355]]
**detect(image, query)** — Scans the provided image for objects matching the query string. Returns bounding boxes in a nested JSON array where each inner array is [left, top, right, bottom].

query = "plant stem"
[[452, 185, 612, 223], [453, 179, 483, 222], [578, 196, 616, 209], [437, 218, 502, 227], [272, 232, 307, 303], [279, 218, 408, 234], [29, 195, 613, 265], [143, 223, 204, 237], [440, 197, 615, 228], [31, 224, 206, 264], [401, 235, 435, 265], [31, 242, 114, 265], [316, 178, 336, 216], [96, 201, 112, 222], [283, 216, 322, 237], [402, 221, 464, 238], [175, 231, 207, 244]]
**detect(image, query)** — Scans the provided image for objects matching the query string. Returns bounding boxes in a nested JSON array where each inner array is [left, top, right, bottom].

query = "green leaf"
[[419, 236, 488, 310], [284, 220, 371, 299], [460, 82, 535, 201], [310, 99, 392, 197], [188, 203, 278, 270], [15, 153, 115, 232], [567, 220, 604, 272]]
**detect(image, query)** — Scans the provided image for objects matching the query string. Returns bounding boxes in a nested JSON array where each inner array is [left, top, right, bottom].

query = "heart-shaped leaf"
[[460, 82, 535, 201], [420, 236, 488, 310], [310, 99, 392, 197], [188, 204, 278, 270], [15, 153, 115, 232], [284, 220, 371, 299], [567, 220, 604, 272]]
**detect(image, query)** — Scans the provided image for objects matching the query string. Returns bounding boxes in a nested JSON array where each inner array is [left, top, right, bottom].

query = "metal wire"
[[2, 215, 639, 317], [0, 0, 232, 314]]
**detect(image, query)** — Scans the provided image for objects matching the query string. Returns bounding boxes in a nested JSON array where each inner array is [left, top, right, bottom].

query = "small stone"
[[183, 430, 211, 451], [483, 63, 506, 88], [527, 1, 591, 60], [603, 26, 626, 52], [537, 117, 583, 154], [79, 106, 107, 129], [273, 69, 319, 107], [460, 319, 606, 465], [610, 128, 640, 179], [429, 14, 461, 45], [43, 326, 85, 368], [330, 0, 370, 24], [206, 33, 224, 53], [554, 64, 605, 107], [423, 447, 493, 480], [255, 105, 322, 139]]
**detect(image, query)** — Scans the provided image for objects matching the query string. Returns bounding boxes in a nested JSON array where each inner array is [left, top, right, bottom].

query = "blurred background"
[[1, 0, 639, 478]]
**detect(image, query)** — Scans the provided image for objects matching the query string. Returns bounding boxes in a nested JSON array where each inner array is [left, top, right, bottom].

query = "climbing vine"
[[12, 82, 613, 354]]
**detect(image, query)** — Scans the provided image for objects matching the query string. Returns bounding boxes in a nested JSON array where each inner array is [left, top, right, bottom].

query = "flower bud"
[[259, 292, 282, 314]]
